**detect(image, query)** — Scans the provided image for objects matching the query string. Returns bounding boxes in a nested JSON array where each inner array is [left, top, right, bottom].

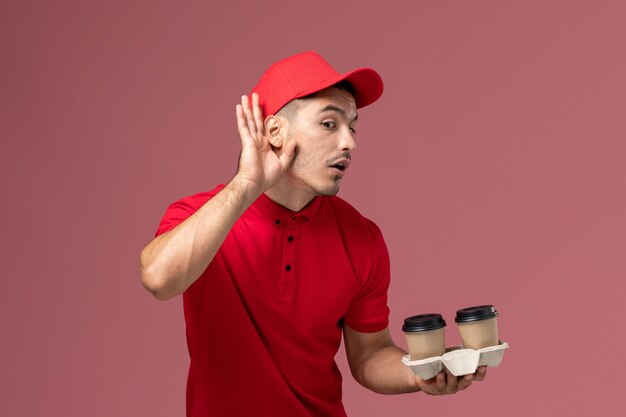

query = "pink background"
[[2, 0, 625, 415]]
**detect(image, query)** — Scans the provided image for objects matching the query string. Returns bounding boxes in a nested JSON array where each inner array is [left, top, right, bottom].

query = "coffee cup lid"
[[402, 313, 446, 332], [455, 305, 499, 323]]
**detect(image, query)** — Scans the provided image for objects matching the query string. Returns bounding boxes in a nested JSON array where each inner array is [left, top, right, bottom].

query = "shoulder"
[[325, 196, 390, 292], [155, 184, 225, 236], [325, 195, 385, 246], [171, 184, 225, 209]]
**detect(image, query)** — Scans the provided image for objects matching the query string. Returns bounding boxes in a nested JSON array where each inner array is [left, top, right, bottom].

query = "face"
[[281, 87, 359, 199]]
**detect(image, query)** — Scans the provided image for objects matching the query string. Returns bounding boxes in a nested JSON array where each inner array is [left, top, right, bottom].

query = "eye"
[[349, 126, 357, 134], [321, 121, 336, 129]]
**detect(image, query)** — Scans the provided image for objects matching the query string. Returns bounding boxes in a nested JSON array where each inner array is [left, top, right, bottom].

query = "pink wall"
[[2, 1, 625, 415]]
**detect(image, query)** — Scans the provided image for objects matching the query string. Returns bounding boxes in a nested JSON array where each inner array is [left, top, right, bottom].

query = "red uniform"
[[157, 185, 391, 417]]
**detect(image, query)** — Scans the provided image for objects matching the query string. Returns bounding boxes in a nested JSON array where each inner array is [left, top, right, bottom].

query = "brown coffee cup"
[[455, 305, 499, 350], [402, 313, 446, 361]]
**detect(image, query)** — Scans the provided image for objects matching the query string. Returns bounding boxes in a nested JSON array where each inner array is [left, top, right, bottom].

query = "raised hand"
[[234, 93, 295, 195]]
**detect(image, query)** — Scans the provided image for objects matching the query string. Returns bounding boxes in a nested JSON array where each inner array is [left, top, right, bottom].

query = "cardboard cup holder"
[[401, 341, 509, 380]]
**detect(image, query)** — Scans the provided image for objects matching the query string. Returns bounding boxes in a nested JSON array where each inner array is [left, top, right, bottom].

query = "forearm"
[[140, 178, 260, 300], [354, 345, 420, 395], [141, 93, 295, 300], [344, 327, 420, 395], [348, 330, 486, 396]]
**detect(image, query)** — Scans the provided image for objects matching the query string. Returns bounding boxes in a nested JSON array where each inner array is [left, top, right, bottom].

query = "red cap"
[[251, 50, 384, 117]]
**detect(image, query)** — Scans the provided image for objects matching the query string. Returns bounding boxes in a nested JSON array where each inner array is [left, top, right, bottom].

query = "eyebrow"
[[319, 105, 359, 122]]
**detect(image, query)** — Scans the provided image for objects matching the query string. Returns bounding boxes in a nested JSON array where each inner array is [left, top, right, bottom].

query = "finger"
[[435, 372, 446, 394], [251, 93, 264, 135], [445, 371, 459, 394], [277, 137, 297, 170], [473, 366, 487, 382], [457, 373, 474, 391], [241, 95, 258, 138], [236, 104, 251, 142]]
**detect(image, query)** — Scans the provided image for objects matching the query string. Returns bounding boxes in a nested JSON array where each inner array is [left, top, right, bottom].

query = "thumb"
[[278, 139, 296, 170]]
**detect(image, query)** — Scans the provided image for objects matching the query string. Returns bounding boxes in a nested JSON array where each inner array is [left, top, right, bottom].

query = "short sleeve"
[[342, 222, 391, 333], [155, 185, 224, 237]]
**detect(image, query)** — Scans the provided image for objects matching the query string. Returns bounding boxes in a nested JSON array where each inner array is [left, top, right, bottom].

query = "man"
[[140, 51, 486, 417]]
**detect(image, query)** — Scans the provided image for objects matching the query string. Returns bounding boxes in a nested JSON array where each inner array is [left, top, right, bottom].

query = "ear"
[[264, 115, 286, 148]]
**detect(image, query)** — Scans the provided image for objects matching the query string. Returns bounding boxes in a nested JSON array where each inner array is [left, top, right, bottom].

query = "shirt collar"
[[253, 192, 322, 224]]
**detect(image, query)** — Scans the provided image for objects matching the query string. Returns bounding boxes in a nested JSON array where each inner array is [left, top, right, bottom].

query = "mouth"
[[329, 158, 351, 172]]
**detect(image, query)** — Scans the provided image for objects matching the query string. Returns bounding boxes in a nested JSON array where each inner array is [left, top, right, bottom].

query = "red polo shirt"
[[156, 185, 390, 417]]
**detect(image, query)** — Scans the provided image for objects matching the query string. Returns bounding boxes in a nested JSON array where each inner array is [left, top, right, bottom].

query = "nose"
[[339, 127, 357, 151]]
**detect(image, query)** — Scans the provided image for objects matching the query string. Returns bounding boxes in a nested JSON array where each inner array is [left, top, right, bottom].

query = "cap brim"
[[294, 67, 384, 109]]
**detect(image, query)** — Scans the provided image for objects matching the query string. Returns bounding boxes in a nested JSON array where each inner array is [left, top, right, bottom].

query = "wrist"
[[227, 176, 263, 206], [405, 370, 422, 393]]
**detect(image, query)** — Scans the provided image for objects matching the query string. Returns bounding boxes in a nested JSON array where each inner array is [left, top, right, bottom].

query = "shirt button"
[[275, 219, 281, 225], [285, 265, 292, 272], [287, 236, 294, 242]]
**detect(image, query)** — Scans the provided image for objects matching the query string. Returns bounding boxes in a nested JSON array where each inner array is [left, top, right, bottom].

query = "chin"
[[315, 182, 341, 197]]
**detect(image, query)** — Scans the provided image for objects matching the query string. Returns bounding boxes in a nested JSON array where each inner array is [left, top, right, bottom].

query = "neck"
[[264, 179, 317, 212]]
